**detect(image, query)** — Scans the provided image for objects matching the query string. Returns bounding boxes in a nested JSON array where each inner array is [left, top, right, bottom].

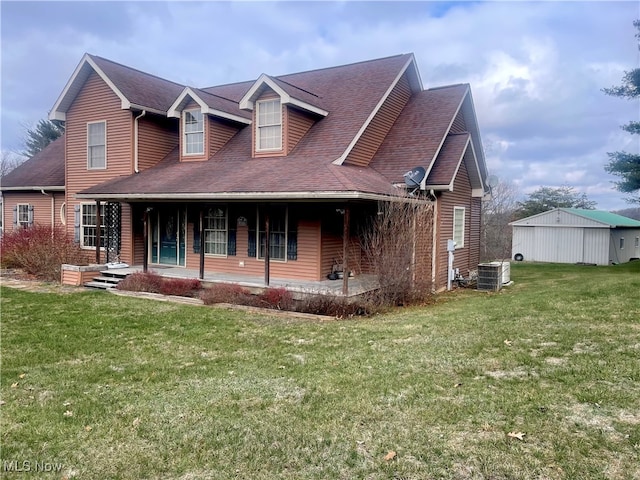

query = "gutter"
[[40, 189, 55, 230], [133, 110, 146, 173], [1, 186, 65, 192], [74, 190, 427, 203]]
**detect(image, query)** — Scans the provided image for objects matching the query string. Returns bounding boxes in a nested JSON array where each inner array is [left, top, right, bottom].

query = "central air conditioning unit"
[[490, 261, 510, 284], [477, 263, 502, 291]]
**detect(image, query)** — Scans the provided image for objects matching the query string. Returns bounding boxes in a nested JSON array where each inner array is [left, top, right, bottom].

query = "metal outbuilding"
[[510, 208, 640, 265]]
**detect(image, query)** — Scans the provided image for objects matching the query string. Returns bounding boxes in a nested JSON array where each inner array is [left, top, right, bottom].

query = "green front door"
[[150, 208, 186, 266]]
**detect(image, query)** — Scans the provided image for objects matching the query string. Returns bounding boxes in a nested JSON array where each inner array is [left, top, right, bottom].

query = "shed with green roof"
[[510, 208, 640, 265]]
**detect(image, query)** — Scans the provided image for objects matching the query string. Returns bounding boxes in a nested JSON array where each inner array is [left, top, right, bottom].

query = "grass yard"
[[1, 262, 639, 479]]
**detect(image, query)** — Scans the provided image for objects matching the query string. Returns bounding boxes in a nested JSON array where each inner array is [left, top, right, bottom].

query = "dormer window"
[[184, 109, 204, 155], [256, 99, 282, 151]]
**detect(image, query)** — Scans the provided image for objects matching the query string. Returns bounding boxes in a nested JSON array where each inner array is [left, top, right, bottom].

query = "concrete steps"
[[84, 270, 128, 290]]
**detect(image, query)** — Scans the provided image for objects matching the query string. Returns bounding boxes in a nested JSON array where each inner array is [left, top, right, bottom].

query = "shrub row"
[[0, 224, 83, 281], [116, 272, 202, 297]]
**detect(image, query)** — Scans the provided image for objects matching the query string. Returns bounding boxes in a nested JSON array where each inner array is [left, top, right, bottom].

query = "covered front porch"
[[89, 265, 379, 298]]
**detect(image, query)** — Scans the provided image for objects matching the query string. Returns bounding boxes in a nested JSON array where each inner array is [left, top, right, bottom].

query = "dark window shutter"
[[74, 204, 81, 244], [247, 223, 256, 258], [28, 205, 34, 226], [12, 206, 17, 227], [287, 219, 297, 261], [193, 221, 200, 254], [227, 209, 236, 256]]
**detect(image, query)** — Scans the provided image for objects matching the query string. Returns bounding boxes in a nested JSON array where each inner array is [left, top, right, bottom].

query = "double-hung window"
[[17, 204, 30, 228], [87, 121, 106, 169], [453, 207, 465, 249], [256, 99, 282, 151], [81, 203, 105, 248], [204, 207, 227, 255], [259, 206, 287, 260], [184, 109, 204, 155]]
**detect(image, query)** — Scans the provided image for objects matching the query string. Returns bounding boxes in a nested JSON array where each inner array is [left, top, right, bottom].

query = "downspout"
[[40, 189, 54, 234], [133, 110, 146, 173]]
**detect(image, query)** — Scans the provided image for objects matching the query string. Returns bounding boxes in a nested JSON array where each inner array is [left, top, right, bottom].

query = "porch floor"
[[110, 265, 379, 297]]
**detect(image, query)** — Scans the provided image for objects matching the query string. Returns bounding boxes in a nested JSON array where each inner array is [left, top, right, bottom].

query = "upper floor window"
[[204, 207, 227, 256], [87, 121, 106, 169], [453, 206, 465, 249], [256, 99, 282, 151], [184, 109, 204, 155]]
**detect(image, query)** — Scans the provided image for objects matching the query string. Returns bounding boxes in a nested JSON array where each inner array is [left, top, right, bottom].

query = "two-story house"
[[1, 53, 488, 292]]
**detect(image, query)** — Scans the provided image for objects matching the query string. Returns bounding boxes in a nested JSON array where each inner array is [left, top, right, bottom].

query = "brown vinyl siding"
[[209, 118, 240, 157], [138, 116, 178, 171], [2, 192, 65, 229], [184, 216, 322, 281], [435, 160, 474, 289], [285, 107, 315, 155], [450, 108, 467, 133], [344, 73, 412, 167], [64, 70, 135, 264]]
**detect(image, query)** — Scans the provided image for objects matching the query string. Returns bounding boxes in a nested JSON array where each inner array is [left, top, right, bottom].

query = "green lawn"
[[1, 262, 639, 479]]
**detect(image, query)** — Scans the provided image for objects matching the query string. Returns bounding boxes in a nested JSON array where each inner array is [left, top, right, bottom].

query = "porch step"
[[84, 270, 130, 290]]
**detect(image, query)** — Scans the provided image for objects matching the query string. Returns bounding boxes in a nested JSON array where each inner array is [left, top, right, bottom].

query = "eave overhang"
[[239, 74, 328, 117], [167, 87, 251, 125], [1, 186, 65, 192]]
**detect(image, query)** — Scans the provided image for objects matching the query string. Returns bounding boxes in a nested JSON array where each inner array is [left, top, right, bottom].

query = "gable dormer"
[[168, 87, 251, 162], [239, 74, 328, 158]]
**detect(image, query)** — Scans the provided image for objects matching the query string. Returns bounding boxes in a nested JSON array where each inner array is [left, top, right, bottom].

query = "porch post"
[[95, 200, 101, 264], [264, 209, 270, 287], [199, 208, 205, 280], [342, 205, 350, 296], [142, 208, 149, 273]]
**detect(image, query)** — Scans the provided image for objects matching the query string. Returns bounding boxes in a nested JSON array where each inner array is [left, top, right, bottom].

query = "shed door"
[[534, 227, 583, 263]]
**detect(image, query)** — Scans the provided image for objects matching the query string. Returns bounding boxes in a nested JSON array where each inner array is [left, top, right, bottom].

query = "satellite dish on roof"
[[486, 175, 499, 188], [404, 166, 426, 189]]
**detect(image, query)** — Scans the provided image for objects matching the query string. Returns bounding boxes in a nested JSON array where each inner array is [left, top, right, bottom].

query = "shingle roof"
[[0, 136, 65, 190], [80, 55, 416, 199], [425, 133, 470, 187], [89, 55, 185, 112], [564, 208, 640, 227], [370, 84, 469, 183]]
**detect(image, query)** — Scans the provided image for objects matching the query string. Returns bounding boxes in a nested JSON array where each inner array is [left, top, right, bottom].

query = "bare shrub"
[[257, 287, 294, 310], [117, 272, 201, 297], [360, 198, 434, 306], [0, 224, 83, 281], [200, 283, 255, 305], [295, 294, 377, 317]]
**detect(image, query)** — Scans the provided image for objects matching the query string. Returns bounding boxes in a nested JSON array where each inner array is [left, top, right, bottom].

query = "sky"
[[1, 1, 639, 210]]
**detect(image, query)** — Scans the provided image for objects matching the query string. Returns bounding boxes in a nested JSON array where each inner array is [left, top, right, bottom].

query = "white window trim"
[[17, 203, 30, 228], [204, 206, 228, 257], [453, 206, 465, 249], [620, 237, 625, 250], [183, 109, 205, 156], [87, 120, 107, 170], [80, 203, 105, 250], [257, 206, 288, 262], [635, 237, 639, 249], [255, 99, 282, 152]]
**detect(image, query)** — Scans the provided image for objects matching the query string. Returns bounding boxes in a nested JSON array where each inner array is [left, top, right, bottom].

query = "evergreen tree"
[[603, 20, 640, 203], [23, 119, 65, 158]]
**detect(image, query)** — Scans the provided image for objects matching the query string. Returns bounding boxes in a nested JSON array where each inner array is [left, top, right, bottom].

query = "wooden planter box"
[[61, 264, 106, 286]]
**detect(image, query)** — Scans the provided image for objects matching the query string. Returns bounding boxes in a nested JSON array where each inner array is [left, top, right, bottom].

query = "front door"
[[150, 208, 186, 266]]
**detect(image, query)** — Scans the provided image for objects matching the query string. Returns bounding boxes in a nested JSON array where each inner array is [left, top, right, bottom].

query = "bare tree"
[[360, 196, 434, 306], [0, 150, 26, 179], [481, 178, 520, 261]]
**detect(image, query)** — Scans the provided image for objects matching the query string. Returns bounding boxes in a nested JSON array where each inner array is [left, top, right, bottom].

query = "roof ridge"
[[426, 83, 469, 91], [193, 87, 240, 104], [88, 53, 186, 89]]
